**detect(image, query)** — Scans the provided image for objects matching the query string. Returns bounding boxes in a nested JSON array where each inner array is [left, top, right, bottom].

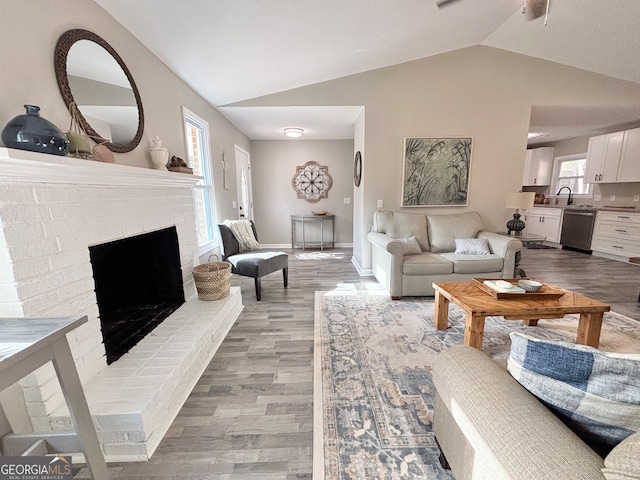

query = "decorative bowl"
[[312, 211, 327, 216], [518, 279, 542, 292]]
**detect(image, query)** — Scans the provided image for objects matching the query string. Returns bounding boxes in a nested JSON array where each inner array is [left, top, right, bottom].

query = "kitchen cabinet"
[[522, 147, 554, 186], [617, 127, 640, 182], [591, 211, 640, 259], [585, 131, 624, 183], [523, 207, 563, 243]]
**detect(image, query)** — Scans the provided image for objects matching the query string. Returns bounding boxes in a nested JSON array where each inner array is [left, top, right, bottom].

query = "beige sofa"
[[432, 346, 640, 480], [367, 211, 522, 298]]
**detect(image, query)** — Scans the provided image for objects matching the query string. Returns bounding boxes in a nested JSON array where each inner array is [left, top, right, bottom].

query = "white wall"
[[231, 46, 640, 270], [251, 139, 354, 245], [352, 110, 366, 272], [0, 0, 249, 227]]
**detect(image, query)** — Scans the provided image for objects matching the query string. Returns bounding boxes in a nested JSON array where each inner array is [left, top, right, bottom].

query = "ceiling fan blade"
[[524, 0, 548, 20], [436, 0, 463, 8]]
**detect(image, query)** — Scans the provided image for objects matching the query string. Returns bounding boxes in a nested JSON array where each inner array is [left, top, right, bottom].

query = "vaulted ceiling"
[[96, 0, 640, 142]]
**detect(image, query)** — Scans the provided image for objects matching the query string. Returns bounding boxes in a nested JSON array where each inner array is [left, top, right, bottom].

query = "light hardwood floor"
[[520, 246, 640, 321], [98, 246, 638, 479]]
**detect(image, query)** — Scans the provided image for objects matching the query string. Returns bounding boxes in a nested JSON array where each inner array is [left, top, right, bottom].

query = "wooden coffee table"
[[432, 280, 610, 350]]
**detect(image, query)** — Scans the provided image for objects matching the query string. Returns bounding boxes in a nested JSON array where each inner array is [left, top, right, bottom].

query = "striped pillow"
[[507, 332, 640, 457]]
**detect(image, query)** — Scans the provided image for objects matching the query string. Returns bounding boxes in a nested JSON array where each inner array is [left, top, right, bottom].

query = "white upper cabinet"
[[617, 127, 640, 183], [585, 130, 627, 183], [522, 147, 554, 186]]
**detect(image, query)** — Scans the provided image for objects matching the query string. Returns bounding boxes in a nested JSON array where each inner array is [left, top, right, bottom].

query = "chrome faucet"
[[556, 186, 573, 205]]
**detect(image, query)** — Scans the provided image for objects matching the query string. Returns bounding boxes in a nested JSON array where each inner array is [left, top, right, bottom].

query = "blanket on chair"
[[224, 219, 260, 251]]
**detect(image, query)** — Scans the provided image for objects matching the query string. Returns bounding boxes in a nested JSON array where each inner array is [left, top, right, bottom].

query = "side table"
[[291, 213, 335, 250], [497, 232, 546, 277], [0, 316, 109, 479], [497, 231, 545, 246]]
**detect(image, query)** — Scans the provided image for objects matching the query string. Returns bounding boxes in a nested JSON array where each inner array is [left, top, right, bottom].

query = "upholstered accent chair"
[[218, 221, 288, 301]]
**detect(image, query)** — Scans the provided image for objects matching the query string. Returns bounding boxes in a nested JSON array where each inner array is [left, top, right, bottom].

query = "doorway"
[[235, 145, 254, 220]]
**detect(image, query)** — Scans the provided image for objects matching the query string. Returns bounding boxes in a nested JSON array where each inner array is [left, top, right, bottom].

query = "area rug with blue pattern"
[[313, 287, 640, 480]]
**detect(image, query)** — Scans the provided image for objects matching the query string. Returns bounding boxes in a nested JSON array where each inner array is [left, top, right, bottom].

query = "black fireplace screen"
[[89, 226, 185, 364]]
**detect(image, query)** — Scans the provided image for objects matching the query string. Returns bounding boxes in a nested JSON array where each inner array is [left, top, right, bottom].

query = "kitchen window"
[[183, 107, 218, 253], [552, 154, 592, 198]]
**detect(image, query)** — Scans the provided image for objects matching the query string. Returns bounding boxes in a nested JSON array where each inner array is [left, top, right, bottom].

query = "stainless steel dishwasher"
[[560, 209, 597, 252]]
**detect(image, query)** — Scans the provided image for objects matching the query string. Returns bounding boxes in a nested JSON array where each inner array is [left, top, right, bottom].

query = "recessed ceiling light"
[[284, 128, 304, 138]]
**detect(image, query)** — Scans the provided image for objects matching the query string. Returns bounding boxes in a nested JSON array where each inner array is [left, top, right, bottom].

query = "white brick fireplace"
[[0, 147, 242, 461]]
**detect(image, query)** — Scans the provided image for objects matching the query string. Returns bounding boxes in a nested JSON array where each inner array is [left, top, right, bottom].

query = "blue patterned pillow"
[[508, 332, 640, 457]]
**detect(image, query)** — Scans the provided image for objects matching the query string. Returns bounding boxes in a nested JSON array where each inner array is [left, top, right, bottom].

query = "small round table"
[[290, 214, 335, 250]]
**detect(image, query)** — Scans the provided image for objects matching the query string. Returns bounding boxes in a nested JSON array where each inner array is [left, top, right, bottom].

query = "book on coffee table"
[[472, 278, 567, 300], [483, 280, 525, 294]]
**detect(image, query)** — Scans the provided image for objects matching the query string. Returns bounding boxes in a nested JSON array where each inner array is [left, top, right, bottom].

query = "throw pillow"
[[454, 237, 490, 255], [602, 431, 640, 480], [396, 237, 422, 255], [507, 332, 640, 457], [373, 211, 430, 252], [427, 212, 484, 253]]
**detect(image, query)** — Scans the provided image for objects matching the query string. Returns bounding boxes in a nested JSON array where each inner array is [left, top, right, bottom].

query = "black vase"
[[2, 105, 69, 156]]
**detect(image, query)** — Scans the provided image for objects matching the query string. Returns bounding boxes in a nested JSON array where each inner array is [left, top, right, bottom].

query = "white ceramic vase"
[[149, 136, 169, 170]]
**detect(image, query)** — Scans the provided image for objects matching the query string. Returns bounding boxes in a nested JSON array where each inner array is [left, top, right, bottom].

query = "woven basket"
[[192, 261, 231, 301]]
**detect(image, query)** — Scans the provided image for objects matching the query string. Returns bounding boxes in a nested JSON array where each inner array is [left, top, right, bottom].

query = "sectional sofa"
[[432, 345, 640, 480]]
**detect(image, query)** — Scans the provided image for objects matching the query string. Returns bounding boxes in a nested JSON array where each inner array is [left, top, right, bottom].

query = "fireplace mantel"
[[0, 147, 202, 187]]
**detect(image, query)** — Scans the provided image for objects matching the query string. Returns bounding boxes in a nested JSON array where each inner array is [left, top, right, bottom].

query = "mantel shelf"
[[0, 147, 202, 188]]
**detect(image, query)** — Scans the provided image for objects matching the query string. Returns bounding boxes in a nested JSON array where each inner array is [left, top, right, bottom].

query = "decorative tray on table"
[[472, 278, 567, 300]]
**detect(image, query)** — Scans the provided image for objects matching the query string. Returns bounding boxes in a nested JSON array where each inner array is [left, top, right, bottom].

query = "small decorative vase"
[[66, 100, 92, 157], [149, 136, 169, 170], [1, 105, 69, 156]]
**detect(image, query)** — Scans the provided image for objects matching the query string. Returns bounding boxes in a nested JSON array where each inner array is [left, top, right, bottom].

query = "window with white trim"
[[552, 153, 592, 199], [183, 107, 217, 252]]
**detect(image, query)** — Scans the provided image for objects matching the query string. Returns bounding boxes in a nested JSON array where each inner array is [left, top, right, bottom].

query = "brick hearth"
[[0, 147, 242, 461]]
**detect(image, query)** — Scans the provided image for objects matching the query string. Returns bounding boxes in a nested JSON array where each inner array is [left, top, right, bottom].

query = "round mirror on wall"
[[54, 29, 144, 153]]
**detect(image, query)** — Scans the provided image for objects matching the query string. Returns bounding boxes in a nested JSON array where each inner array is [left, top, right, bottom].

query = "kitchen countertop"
[[528, 204, 638, 213]]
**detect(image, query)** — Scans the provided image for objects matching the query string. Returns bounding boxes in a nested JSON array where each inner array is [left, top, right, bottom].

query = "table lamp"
[[506, 192, 535, 236]]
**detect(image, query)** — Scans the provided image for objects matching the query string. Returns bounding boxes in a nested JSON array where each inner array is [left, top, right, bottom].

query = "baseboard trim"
[[351, 256, 373, 276]]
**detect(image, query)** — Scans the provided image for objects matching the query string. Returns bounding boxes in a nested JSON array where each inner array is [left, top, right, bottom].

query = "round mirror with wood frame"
[[354, 151, 362, 187], [54, 29, 144, 154]]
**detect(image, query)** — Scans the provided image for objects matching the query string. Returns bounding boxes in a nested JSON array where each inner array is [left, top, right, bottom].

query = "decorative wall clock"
[[291, 161, 333, 203]]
